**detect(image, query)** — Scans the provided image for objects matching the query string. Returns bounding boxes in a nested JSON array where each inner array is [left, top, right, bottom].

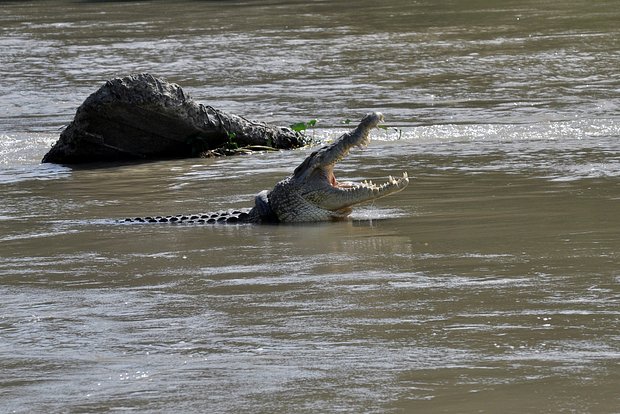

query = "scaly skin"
[[268, 112, 409, 222], [122, 112, 409, 224]]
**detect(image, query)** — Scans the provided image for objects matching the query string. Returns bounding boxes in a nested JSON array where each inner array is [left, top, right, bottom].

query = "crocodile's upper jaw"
[[268, 112, 410, 222]]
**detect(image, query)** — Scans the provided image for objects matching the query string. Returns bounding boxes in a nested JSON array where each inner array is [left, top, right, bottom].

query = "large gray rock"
[[42, 74, 309, 164]]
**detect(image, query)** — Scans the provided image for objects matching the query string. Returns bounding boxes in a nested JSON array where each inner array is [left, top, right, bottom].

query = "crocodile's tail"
[[120, 209, 254, 224]]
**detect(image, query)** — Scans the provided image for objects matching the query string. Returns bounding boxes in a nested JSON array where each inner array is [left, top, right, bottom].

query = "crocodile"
[[122, 112, 409, 224]]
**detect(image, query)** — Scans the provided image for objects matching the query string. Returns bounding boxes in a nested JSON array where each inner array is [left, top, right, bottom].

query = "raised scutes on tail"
[[121, 209, 254, 225]]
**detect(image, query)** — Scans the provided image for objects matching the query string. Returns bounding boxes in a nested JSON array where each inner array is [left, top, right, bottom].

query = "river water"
[[1, 1, 619, 413]]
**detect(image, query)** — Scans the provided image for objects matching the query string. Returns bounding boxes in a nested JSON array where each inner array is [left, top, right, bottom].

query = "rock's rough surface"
[[42, 74, 308, 164]]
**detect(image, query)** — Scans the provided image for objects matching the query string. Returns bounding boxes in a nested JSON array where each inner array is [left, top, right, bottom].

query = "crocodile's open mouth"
[[303, 113, 409, 211], [274, 111, 410, 221]]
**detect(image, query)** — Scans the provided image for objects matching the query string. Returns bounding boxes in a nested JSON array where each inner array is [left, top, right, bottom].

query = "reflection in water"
[[0, 0, 619, 412]]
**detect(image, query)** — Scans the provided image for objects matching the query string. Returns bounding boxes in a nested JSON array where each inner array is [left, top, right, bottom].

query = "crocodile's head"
[[267, 112, 409, 222]]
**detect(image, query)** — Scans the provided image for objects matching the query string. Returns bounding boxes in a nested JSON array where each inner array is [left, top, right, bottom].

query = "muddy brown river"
[[1, 1, 619, 412]]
